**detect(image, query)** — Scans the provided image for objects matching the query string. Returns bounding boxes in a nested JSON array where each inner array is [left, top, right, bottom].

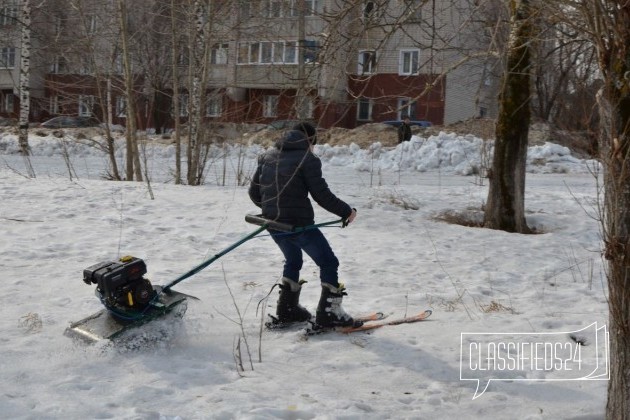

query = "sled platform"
[[64, 286, 192, 344]]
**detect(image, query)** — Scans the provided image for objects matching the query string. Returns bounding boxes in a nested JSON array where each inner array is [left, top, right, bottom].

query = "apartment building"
[[0, 0, 498, 130]]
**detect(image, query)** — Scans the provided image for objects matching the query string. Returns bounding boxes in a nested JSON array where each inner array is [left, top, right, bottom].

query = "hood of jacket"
[[275, 130, 311, 151]]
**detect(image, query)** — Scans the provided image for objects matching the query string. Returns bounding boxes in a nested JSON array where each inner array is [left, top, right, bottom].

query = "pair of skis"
[[266, 309, 433, 337]]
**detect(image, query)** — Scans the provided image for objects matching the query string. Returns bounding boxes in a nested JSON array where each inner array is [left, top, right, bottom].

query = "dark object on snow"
[[40, 116, 100, 128], [382, 119, 432, 128]]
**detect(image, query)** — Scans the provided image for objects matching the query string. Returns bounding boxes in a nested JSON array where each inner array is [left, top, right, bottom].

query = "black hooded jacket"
[[248, 130, 352, 227]]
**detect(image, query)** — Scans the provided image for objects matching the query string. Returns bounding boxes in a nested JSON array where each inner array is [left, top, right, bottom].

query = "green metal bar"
[[163, 225, 267, 292], [161, 218, 344, 293]]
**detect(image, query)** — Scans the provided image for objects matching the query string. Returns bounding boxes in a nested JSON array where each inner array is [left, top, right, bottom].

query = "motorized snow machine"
[[64, 215, 345, 344]]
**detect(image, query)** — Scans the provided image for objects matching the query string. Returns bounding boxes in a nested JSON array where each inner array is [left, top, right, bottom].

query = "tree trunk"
[[105, 77, 121, 180], [18, 0, 35, 177], [484, 0, 532, 233], [118, 0, 142, 182], [186, 0, 209, 186], [594, 2, 630, 416], [600, 80, 630, 420], [170, 0, 182, 185]]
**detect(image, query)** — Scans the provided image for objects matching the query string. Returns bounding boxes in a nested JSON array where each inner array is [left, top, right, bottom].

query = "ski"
[[266, 311, 386, 331], [304, 309, 432, 336]]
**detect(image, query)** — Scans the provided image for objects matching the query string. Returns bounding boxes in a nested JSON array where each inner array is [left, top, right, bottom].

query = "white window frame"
[[397, 97, 416, 120], [0, 47, 16, 69], [358, 50, 376, 75], [238, 41, 297, 65], [265, 0, 284, 17], [78, 95, 94, 117], [206, 94, 222, 117], [297, 96, 314, 119], [87, 14, 97, 35], [357, 97, 373, 121], [116, 96, 126, 118], [50, 56, 66, 74], [402, 0, 422, 22], [399, 49, 420, 75], [178, 93, 189, 117], [0, 1, 18, 26], [363, 1, 376, 20], [2, 92, 14, 113], [79, 57, 94, 75], [114, 53, 132, 74], [211, 43, 228, 65], [263, 95, 278, 118], [49, 95, 59, 114], [289, 0, 318, 16]]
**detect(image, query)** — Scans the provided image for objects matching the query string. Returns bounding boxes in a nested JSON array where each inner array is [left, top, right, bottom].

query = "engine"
[[83, 256, 156, 311]]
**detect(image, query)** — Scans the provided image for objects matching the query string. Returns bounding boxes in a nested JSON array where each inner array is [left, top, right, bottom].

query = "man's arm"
[[248, 159, 263, 208], [302, 155, 352, 219]]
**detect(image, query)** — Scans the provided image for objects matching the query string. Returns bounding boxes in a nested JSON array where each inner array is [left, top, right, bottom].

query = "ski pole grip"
[[245, 214, 295, 232]]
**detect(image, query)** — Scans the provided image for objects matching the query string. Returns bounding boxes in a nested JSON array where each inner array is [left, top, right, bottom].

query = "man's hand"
[[343, 208, 357, 227]]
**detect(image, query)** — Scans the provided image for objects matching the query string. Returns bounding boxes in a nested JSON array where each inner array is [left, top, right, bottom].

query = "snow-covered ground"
[[0, 130, 607, 419]]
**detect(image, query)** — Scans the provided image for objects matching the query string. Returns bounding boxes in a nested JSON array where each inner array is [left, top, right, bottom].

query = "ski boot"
[[272, 277, 312, 326], [315, 283, 362, 328]]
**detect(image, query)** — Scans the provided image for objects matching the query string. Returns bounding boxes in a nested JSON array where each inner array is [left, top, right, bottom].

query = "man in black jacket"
[[398, 115, 412, 143], [249, 122, 359, 328]]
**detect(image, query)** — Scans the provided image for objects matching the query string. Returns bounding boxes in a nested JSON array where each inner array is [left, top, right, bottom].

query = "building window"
[[289, 0, 319, 16], [239, 1, 250, 19], [479, 106, 487, 118], [296, 96, 314, 119], [86, 14, 97, 34], [263, 95, 278, 118], [285, 41, 297, 63], [116, 97, 126, 118], [178, 50, 189, 66], [114, 54, 124, 74], [50, 56, 67, 74], [357, 98, 372, 121], [482, 63, 493, 86], [49, 95, 59, 114], [265, 0, 284, 17], [0, 1, 18, 26], [1, 92, 14, 113], [363, 1, 375, 19], [206, 95, 222, 117], [397, 97, 416, 119], [54, 15, 64, 36], [399, 49, 420, 75], [178, 94, 189, 117], [78, 95, 94, 117], [238, 41, 297, 64], [211, 43, 228, 65], [0, 47, 16, 68], [261, 42, 273, 63], [79, 57, 94, 75], [358, 50, 376, 75], [402, 0, 422, 22], [303, 40, 319, 63]]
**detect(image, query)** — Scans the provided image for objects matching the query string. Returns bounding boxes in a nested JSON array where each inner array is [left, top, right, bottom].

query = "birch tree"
[[185, 0, 210, 186], [117, 0, 142, 181], [18, 0, 35, 177]]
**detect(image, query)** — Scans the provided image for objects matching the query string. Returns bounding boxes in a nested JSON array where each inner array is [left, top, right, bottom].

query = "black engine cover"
[[83, 256, 154, 310]]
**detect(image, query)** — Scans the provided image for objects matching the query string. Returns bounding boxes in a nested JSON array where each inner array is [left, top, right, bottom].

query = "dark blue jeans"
[[271, 228, 340, 287]]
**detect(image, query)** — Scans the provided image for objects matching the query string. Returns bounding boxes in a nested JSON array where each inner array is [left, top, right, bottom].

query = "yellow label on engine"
[[127, 291, 134, 306]]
